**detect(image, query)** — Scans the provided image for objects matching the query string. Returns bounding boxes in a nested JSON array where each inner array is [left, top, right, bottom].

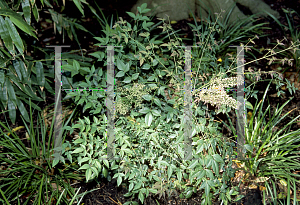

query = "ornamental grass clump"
[[0, 99, 86, 205], [222, 82, 300, 204]]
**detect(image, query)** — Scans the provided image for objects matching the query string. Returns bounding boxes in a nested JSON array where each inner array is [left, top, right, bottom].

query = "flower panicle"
[[115, 83, 156, 115], [194, 76, 244, 110]]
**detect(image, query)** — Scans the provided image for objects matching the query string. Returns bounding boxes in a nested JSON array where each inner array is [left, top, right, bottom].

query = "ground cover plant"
[[0, 1, 300, 205], [223, 81, 300, 204], [0, 98, 88, 205]]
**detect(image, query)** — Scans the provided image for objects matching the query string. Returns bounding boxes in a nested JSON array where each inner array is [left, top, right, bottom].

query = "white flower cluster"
[[115, 97, 129, 115], [193, 76, 244, 110], [210, 76, 244, 87], [115, 83, 156, 115]]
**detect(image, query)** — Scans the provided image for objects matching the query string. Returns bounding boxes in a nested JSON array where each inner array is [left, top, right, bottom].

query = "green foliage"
[[42, 2, 300, 204], [0, 0, 95, 124], [266, 8, 300, 73], [57, 3, 247, 205], [55, 2, 300, 204], [0, 0, 42, 124], [187, 6, 269, 58], [48, 9, 93, 44], [0, 58, 53, 124], [1, 1, 298, 204], [223, 81, 300, 204], [0, 99, 86, 205]]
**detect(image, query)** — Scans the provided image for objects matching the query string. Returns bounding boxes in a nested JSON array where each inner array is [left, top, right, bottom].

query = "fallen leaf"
[[259, 186, 266, 191], [248, 184, 257, 189], [254, 177, 270, 183]]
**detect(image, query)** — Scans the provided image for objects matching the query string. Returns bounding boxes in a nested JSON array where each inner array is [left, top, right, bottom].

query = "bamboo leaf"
[[0, 9, 37, 38], [35, 61, 45, 88], [0, 81, 8, 110], [8, 74, 41, 102], [7, 73, 27, 93], [44, 80, 54, 93], [18, 60, 28, 81], [22, 0, 31, 25], [29, 0, 35, 6], [12, 60, 23, 81], [17, 96, 41, 111], [7, 97, 16, 124], [16, 98, 29, 122], [73, 0, 84, 16], [6, 77, 17, 108], [0, 16, 14, 55], [0, 0, 9, 9], [32, 3, 39, 22], [5, 18, 24, 55], [22, 85, 44, 101], [0, 69, 4, 85], [26, 61, 33, 84]]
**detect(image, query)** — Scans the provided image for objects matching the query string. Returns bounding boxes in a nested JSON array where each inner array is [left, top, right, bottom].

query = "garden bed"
[[1, 0, 300, 204]]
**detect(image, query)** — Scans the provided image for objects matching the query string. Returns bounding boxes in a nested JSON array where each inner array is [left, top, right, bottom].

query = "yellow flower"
[[217, 58, 222, 62], [247, 111, 253, 123], [126, 116, 140, 125], [5, 126, 25, 136]]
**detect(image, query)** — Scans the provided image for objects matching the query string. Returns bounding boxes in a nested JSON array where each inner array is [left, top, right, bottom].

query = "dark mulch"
[[67, 177, 265, 205], [71, 178, 210, 205]]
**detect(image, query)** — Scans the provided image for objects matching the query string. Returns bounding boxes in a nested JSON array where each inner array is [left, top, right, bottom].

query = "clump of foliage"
[[58, 3, 244, 204], [54, 2, 300, 205]]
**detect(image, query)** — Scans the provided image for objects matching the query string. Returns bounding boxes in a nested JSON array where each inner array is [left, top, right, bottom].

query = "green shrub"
[[54, 3, 300, 205], [56, 4, 247, 205]]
